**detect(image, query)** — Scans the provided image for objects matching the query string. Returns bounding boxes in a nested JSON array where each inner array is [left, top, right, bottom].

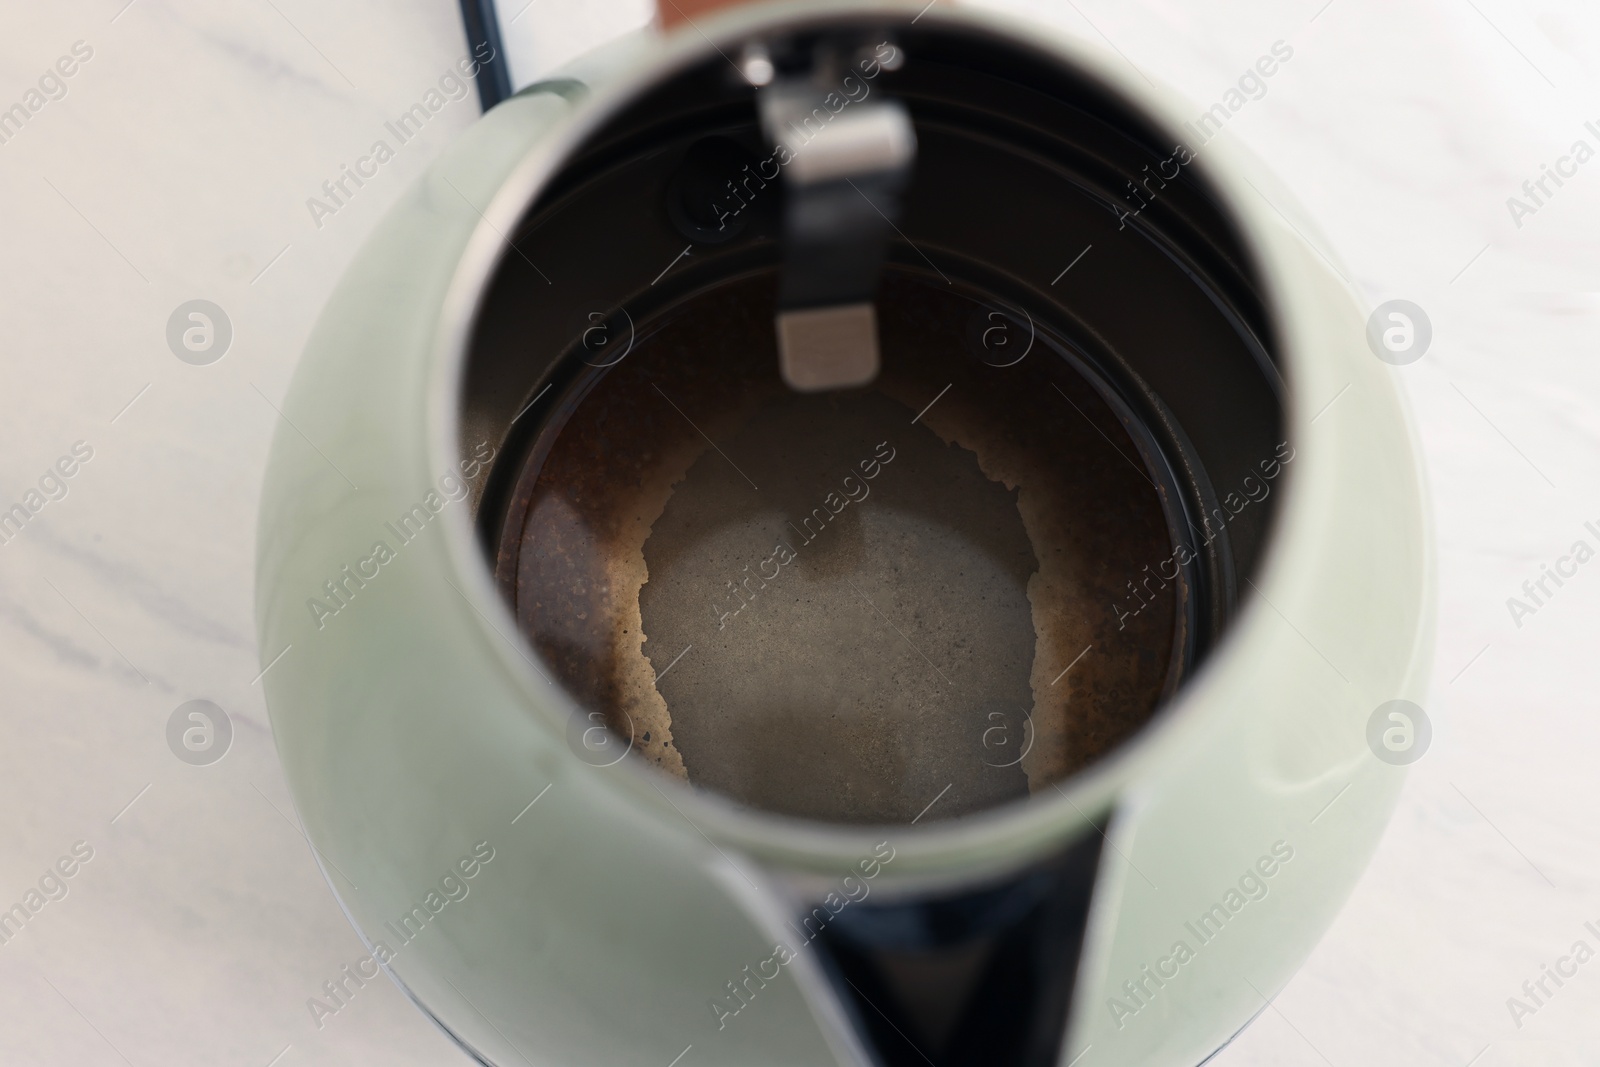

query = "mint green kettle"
[[256, 3, 1432, 1064]]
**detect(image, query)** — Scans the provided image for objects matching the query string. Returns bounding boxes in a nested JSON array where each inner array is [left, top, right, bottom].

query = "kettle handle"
[[658, 0, 956, 28], [657, 0, 751, 28]]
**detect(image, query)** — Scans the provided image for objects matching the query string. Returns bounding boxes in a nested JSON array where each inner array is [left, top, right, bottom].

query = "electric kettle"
[[255, 3, 1432, 1064]]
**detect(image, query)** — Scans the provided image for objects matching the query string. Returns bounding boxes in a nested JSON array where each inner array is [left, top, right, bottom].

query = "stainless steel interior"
[[457, 16, 1287, 827]]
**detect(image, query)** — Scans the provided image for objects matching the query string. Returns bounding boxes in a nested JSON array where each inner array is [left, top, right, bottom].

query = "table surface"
[[1, 1, 1596, 1064]]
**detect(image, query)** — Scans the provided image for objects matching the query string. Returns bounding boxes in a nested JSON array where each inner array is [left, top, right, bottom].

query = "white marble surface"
[[0, 0, 1595, 1064]]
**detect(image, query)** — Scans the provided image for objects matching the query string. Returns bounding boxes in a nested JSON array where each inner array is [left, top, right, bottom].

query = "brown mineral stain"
[[494, 271, 1178, 818]]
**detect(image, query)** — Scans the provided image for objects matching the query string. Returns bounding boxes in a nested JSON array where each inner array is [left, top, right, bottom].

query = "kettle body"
[[256, 4, 1432, 1065]]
